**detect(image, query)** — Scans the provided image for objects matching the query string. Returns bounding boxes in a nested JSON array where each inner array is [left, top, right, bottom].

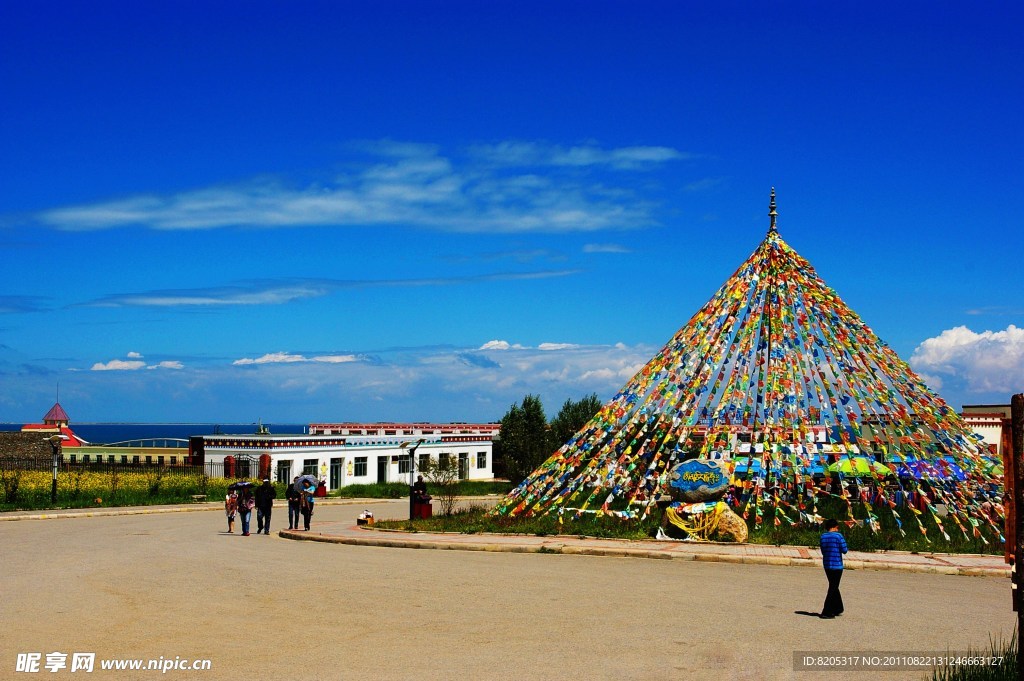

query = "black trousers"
[[822, 568, 844, 616], [256, 506, 272, 533]]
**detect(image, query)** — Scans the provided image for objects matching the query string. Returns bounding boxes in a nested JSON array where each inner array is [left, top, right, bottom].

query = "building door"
[[377, 456, 388, 483], [276, 460, 292, 484], [458, 452, 468, 480], [330, 458, 343, 490]]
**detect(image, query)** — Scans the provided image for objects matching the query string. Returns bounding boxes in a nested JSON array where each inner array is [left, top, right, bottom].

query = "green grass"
[[930, 630, 1017, 681], [746, 497, 1002, 555], [331, 480, 512, 499], [374, 498, 1005, 556]]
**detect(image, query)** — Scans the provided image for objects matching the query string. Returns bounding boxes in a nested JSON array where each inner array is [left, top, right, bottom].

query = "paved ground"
[[0, 500, 1015, 681]]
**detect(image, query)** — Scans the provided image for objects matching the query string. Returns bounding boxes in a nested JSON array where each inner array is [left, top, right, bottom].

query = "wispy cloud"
[[966, 306, 1024, 316], [85, 282, 332, 308], [0, 295, 49, 313], [38, 140, 691, 234], [221, 340, 650, 418], [582, 243, 631, 254], [83, 271, 580, 308], [683, 177, 724, 192], [469, 141, 696, 170]]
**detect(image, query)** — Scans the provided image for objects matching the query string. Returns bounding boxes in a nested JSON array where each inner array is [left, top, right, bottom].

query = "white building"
[[961, 405, 1010, 457], [192, 422, 497, 490]]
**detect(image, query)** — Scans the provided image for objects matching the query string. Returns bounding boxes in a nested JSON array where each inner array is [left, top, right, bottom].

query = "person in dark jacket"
[[819, 518, 848, 618], [286, 477, 301, 530], [255, 479, 277, 535]]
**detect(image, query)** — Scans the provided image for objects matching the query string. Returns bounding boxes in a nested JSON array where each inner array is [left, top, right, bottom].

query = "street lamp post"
[[47, 436, 62, 505], [401, 439, 425, 521]]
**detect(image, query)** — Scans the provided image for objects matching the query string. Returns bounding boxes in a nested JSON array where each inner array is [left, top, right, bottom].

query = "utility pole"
[[1010, 393, 1023, 671]]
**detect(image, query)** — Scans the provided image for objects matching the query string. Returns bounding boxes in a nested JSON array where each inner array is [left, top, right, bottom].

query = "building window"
[[145, 456, 153, 464], [419, 453, 430, 473], [439, 453, 450, 470], [132, 456, 140, 464], [69, 454, 77, 463], [303, 459, 318, 476], [169, 456, 177, 465], [122, 455, 129, 464], [477, 451, 487, 469], [354, 456, 367, 477], [82, 455, 90, 463], [398, 454, 412, 475], [277, 460, 292, 484], [157, 456, 165, 465]]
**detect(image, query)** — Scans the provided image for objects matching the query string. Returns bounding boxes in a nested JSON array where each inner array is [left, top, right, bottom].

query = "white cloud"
[[233, 352, 361, 366], [538, 343, 579, 351], [39, 141, 681, 234], [479, 340, 515, 351], [910, 325, 1024, 393], [148, 361, 184, 370], [311, 354, 359, 364], [46, 340, 657, 421], [91, 355, 184, 371], [91, 359, 146, 371], [234, 352, 310, 366]]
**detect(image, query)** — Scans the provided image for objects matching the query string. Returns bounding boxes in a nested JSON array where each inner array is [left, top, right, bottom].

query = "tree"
[[496, 394, 550, 485], [419, 455, 460, 516], [548, 393, 603, 451]]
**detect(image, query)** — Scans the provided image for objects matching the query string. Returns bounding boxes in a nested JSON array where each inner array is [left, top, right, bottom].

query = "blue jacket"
[[820, 530, 848, 570]]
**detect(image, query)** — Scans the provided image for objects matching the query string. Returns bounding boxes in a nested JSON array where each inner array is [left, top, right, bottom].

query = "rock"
[[667, 459, 729, 503], [714, 507, 748, 543]]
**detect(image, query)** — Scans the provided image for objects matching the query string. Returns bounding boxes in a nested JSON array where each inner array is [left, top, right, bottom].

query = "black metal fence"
[[0, 456, 259, 480]]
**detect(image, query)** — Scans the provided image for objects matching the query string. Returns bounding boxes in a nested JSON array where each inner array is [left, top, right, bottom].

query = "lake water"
[[0, 422, 309, 444]]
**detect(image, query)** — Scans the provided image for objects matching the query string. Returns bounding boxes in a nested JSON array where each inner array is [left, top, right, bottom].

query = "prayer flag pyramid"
[[496, 190, 994, 539]]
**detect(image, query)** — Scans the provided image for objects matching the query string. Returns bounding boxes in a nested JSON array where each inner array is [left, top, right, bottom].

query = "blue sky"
[[1, 1, 1021, 424]]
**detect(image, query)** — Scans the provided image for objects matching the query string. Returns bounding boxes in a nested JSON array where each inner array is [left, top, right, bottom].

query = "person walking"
[[819, 518, 848, 618], [255, 479, 277, 535], [300, 481, 316, 531], [225, 490, 238, 534], [286, 477, 301, 530], [238, 487, 256, 536]]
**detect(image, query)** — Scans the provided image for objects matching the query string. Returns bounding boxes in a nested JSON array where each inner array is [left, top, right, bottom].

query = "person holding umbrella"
[[295, 474, 318, 531], [230, 482, 256, 536]]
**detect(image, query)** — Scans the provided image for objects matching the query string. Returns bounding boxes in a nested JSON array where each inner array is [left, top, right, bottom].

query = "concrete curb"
[[0, 497, 397, 522], [277, 528, 1010, 577]]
